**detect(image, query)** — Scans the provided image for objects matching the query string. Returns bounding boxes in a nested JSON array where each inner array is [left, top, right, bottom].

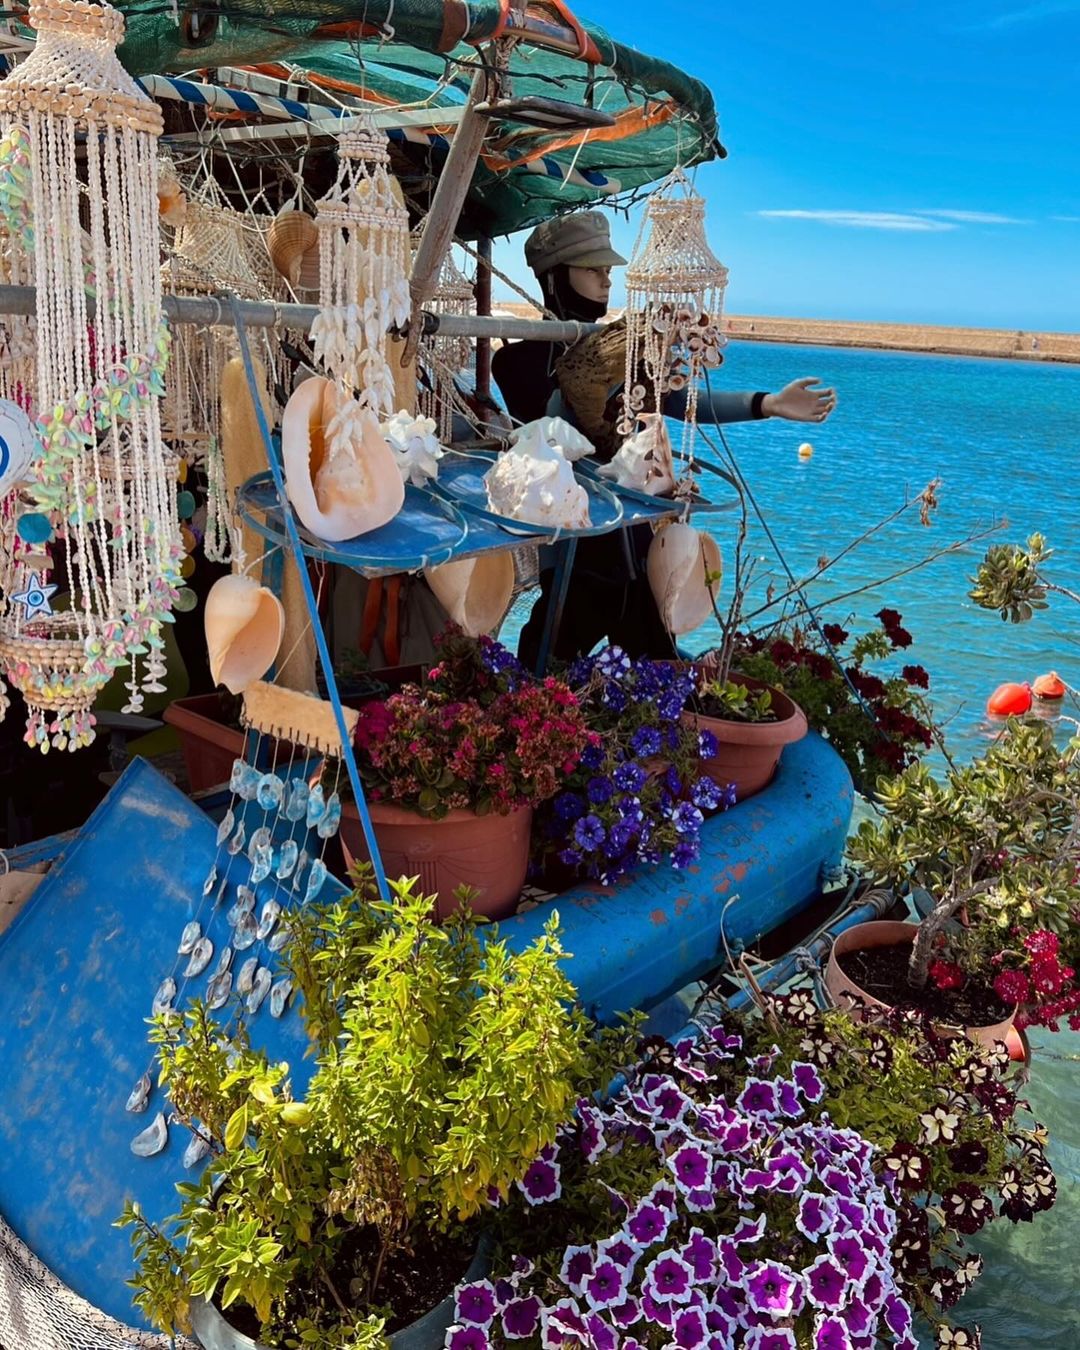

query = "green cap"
[[524, 211, 627, 274]]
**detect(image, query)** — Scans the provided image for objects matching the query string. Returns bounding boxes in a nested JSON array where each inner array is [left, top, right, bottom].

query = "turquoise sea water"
[[504, 341, 1080, 1346]]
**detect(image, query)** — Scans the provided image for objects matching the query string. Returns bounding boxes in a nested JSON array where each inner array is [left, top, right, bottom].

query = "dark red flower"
[[902, 664, 930, 689], [888, 626, 914, 649], [876, 608, 903, 630], [929, 960, 966, 992], [822, 624, 849, 647]]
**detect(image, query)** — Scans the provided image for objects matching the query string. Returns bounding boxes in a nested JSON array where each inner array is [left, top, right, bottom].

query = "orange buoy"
[[1033, 670, 1066, 700], [986, 682, 1032, 717]]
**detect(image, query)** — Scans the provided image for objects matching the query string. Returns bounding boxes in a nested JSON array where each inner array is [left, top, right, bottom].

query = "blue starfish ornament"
[[10, 571, 58, 621]]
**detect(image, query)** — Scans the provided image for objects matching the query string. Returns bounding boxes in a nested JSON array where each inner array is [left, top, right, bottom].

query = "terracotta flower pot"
[[163, 693, 247, 793], [340, 799, 532, 922], [681, 673, 808, 802], [825, 919, 1017, 1053]]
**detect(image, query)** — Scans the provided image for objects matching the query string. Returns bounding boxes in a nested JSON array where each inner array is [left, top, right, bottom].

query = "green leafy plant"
[[119, 872, 605, 1349], [970, 533, 1054, 624], [693, 675, 777, 724]]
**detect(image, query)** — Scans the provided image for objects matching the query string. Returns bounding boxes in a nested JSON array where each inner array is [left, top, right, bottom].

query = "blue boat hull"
[[0, 734, 850, 1327]]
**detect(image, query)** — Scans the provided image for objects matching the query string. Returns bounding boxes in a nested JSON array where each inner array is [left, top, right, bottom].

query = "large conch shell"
[[282, 377, 405, 542], [204, 574, 286, 694], [267, 209, 320, 293], [511, 416, 595, 463], [485, 420, 590, 529], [646, 522, 722, 635], [599, 413, 676, 496], [424, 553, 515, 637]]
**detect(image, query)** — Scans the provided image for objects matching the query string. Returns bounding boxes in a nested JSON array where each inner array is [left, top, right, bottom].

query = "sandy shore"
[[491, 302, 1080, 364]]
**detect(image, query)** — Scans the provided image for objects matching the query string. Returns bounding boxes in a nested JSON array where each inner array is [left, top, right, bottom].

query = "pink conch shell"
[[282, 376, 404, 542], [424, 553, 515, 637], [204, 574, 286, 694], [598, 413, 676, 496], [646, 522, 722, 635]]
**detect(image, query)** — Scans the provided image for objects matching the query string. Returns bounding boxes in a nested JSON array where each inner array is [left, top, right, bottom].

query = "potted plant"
[[532, 646, 734, 886], [342, 630, 592, 919], [448, 1018, 918, 1350], [119, 871, 599, 1350], [836, 719, 1080, 1042]]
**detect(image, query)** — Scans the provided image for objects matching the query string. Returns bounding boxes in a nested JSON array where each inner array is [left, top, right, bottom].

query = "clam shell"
[[646, 523, 722, 636], [184, 938, 214, 979], [131, 1111, 168, 1158], [182, 1129, 212, 1169], [204, 573, 285, 695], [266, 209, 319, 291], [125, 1073, 152, 1114]]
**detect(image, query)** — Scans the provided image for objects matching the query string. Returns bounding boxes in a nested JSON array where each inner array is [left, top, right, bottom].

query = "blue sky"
[[493, 0, 1080, 330]]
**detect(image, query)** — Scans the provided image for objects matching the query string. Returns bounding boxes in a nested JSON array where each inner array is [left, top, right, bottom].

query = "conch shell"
[[485, 421, 590, 529], [381, 410, 444, 486], [157, 158, 186, 228], [204, 574, 286, 694], [646, 522, 722, 635], [267, 209, 320, 293], [599, 413, 676, 496], [511, 416, 594, 463], [282, 376, 405, 542], [424, 553, 515, 637]]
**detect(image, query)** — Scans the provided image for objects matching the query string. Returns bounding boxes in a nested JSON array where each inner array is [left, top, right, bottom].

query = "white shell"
[[598, 413, 676, 496], [282, 377, 405, 542], [511, 416, 595, 463], [0, 399, 37, 498], [381, 410, 444, 486], [424, 553, 515, 637], [484, 421, 590, 529], [204, 574, 285, 695], [646, 522, 722, 635]]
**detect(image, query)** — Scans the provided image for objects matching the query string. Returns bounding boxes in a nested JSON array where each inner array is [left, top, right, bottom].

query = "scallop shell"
[[282, 377, 405, 542], [646, 522, 722, 636], [204, 574, 285, 695], [484, 420, 590, 529], [598, 413, 676, 497], [267, 209, 319, 292], [424, 553, 515, 637]]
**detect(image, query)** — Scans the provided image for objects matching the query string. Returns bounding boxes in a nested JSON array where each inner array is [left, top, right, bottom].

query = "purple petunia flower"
[[744, 1261, 801, 1320], [838, 1296, 876, 1339], [671, 1305, 709, 1349], [584, 1260, 627, 1311], [627, 1200, 671, 1247], [644, 1249, 696, 1305], [631, 726, 662, 757], [691, 776, 724, 811], [672, 840, 699, 870], [681, 1229, 717, 1283], [792, 1061, 825, 1103], [797, 1191, 837, 1242], [833, 1197, 869, 1234], [598, 1235, 641, 1270], [584, 1312, 617, 1350], [614, 761, 647, 792], [805, 1255, 849, 1312], [501, 1296, 542, 1340], [741, 1167, 781, 1193], [640, 1286, 676, 1328], [587, 775, 614, 805], [670, 1144, 712, 1194], [455, 1282, 498, 1328], [814, 1315, 854, 1350], [717, 1240, 746, 1286], [730, 1214, 768, 1245], [684, 1185, 717, 1214], [542, 1300, 588, 1348], [743, 1329, 798, 1350], [649, 1082, 691, 1124], [518, 1157, 561, 1205], [768, 1151, 811, 1194], [776, 1080, 804, 1118], [553, 791, 587, 823], [718, 1119, 752, 1153], [446, 1326, 490, 1350], [672, 801, 704, 836], [827, 1234, 871, 1288], [882, 1292, 913, 1336], [574, 813, 606, 850], [559, 1245, 595, 1294], [698, 729, 719, 759], [820, 1165, 855, 1200], [859, 1270, 885, 1309], [609, 1296, 642, 1329], [737, 1079, 780, 1119]]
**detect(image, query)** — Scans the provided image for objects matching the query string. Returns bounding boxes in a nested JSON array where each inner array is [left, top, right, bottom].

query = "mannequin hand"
[[761, 377, 837, 423]]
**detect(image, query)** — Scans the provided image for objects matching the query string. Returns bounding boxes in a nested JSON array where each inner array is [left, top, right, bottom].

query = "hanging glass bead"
[[306, 784, 325, 830], [316, 792, 341, 840], [275, 839, 298, 879], [215, 808, 235, 847], [282, 777, 310, 823], [304, 857, 327, 903], [256, 773, 284, 812], [227, 819, 247, 856]]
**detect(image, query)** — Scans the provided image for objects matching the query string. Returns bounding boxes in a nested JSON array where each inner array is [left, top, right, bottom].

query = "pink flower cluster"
[[993, 930, 1080, 1031]]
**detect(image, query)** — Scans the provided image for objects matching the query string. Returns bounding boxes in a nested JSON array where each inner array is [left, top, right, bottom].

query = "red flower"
[[888, 626, 914, 649], [929, 959, 966, 991], [1024, 930, 1060, 957], [822, 624, 849, 647], [902, 664, 930, 689], [876, 607, 903, 630], [993, 969, 1031, 1005]]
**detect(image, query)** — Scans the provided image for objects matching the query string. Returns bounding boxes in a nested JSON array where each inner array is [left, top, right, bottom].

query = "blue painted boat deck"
[[0, 735, 851, 1329]]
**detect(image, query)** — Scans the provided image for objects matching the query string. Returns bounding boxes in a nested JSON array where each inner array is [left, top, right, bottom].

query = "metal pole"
[[0, 285, 600, 342], [474, 235, 493, 401]]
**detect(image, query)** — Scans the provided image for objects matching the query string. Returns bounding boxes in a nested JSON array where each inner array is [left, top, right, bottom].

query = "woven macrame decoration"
[[0, 0, 179, 751], [619, 170, 729, 457], [417, 240, 474, 442], [310, 121, 410, 415]]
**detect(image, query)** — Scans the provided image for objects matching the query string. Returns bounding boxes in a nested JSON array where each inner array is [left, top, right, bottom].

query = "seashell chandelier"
[[0, 0, 180, 752], [619, 169, 729, 457]]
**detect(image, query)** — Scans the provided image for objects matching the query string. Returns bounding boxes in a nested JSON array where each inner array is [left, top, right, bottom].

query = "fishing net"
[[0, 1214, 194, 1350]]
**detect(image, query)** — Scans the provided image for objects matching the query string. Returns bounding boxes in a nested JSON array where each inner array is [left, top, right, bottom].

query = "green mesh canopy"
[[112, 0, 722, 237]]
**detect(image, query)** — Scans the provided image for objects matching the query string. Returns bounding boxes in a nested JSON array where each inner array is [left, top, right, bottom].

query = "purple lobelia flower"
[[737, 1078, 780, 1119], [518, 1156, 562, 1205], [671, 1305, 709, 1349], [791, 1060, 825, 1103], [559, 1245, 595, 1294], [743, 1261, 801, 1319], [681, 1229, 718, 1282], [446, 1327, 490, 1350], [814, 1315, 854, 1350], [827, 1234, 871, 1287], [627, 1199, 672, 1247], [805, 1254, 849, 1312], [670, 1143, 712, 1195], [643, 1249, 696, 1304], [501, 1296, 542, 1340], [583, 1260, 627, 1311], [455, 1281, 498, 1328], [797, 1190, 837, 1241]]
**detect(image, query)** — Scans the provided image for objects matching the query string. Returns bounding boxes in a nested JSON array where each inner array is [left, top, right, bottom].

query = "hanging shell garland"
[[646, 522, 722, 635], [484, 421, 590, 530], [282, 376, 404, 542]]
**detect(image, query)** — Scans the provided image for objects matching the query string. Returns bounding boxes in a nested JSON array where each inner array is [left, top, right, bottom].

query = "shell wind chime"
[[417, 240, 474, 442], [619, 169, 729, 457], [0, 0, 179, 751]]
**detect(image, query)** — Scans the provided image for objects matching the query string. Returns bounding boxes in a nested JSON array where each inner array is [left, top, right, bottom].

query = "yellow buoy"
[[798, 442, 814, 460]]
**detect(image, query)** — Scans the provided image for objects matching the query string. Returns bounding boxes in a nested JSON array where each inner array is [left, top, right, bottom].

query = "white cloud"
[[756, 210, 957, 232], [917, 209, 1032, 224]]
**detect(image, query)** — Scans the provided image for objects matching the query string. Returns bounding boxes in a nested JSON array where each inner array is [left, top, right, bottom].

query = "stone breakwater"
[[489, 303, 1080, 363], [723, 315, 1080, 363]]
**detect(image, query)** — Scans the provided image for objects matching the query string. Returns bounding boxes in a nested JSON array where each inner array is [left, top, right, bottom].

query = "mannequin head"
[[566, 264, 612, 308], [525, 210, 625, 322]]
